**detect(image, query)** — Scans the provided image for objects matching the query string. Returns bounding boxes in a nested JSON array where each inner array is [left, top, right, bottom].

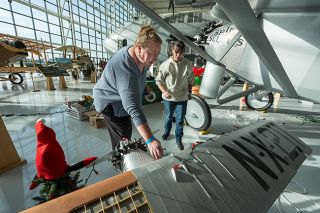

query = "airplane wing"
[[21, 121, 311, 213], [131, 121, 311, 212]]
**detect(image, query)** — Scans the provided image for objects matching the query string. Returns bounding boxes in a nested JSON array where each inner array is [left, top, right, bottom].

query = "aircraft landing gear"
[[9, 73, 23, 84], [185, 87, 273, 131], [185, 94, 212, 131], [244, 90, 274, 111]]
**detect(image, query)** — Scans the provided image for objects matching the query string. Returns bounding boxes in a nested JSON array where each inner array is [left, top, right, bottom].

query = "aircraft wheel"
[[185, 94, 212, 131], [244, 91, 274, 111], [9, 73, 23, 84]]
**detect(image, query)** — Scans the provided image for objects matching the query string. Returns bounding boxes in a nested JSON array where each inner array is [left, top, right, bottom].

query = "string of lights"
[[1, 109, 67, 117]]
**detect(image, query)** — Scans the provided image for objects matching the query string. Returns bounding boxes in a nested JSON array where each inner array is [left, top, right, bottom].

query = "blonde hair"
[[134, 25, 162, 48]]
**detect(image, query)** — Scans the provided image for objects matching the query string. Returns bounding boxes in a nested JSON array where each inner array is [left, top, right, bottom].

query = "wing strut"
[[214, 0, 298, 98]]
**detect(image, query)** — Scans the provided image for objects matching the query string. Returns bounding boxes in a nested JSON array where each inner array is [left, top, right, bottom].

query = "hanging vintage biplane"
[[0, 33, 54, 84]]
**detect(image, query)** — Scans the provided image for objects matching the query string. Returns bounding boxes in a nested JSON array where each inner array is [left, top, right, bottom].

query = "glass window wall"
[[0, 0, 137, 63]]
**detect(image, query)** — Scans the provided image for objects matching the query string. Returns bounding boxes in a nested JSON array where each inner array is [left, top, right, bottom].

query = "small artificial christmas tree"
[[32, 171, 83, 204], [29, 119, 97, 204]]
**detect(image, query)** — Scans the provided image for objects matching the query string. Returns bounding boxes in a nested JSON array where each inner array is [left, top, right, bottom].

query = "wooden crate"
[[64, 101, 95, 121], [89, 116, 106, 128], [85, 111, 106, 128]]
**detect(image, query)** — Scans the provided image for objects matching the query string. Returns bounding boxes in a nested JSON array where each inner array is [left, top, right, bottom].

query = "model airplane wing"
[[21, 121, 311, 213], [131, 121, 311, 212]]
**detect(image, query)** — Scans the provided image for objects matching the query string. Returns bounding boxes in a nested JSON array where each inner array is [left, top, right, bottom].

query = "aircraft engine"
[[110, 137, 154, 172]]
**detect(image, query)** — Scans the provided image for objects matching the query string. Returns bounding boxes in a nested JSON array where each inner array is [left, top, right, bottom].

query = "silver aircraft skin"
[[205, 9, 320, 104], [127, 0, 320, 104]]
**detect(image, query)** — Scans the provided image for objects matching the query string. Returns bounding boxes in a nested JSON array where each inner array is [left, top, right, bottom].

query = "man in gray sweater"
[[93, 25, 163, 159]]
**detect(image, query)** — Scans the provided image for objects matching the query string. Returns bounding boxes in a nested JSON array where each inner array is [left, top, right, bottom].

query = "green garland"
[[32, 171, 83, 204]]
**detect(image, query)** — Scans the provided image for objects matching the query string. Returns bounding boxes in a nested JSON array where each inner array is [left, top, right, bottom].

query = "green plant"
[[32, 171, 83, 204]]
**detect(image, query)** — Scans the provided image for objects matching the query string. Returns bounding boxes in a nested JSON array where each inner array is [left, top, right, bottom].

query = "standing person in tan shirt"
[[156, 40, 194, 150]]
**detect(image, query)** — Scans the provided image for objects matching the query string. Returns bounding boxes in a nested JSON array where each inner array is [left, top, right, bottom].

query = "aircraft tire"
[[185, 94, 212, 131], [244, 91, 274, 111], [9, 73, 23, 84]]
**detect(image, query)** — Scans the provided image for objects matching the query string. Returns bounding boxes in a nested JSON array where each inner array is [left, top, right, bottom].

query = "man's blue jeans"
[[163, 100, 188, 139]]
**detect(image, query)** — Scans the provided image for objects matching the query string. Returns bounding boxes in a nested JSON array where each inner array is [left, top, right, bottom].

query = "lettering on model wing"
[[264, 123, 303, 158], [222, 124, 302, 191]]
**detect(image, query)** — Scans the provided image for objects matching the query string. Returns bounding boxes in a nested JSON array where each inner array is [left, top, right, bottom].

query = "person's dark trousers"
[[101, 104, 132, 150], [163, 100, 188, 140]]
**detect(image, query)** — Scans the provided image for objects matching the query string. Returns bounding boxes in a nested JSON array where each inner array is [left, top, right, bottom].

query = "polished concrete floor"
[[0, 74, 320, 213]]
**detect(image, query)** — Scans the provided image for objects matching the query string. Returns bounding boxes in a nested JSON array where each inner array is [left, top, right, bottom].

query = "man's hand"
[[163, 91, 172, 99], [147, 139, 163, 160]]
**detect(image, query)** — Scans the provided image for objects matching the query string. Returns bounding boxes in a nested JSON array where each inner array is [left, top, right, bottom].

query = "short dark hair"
[[169, 40, 185, 55]]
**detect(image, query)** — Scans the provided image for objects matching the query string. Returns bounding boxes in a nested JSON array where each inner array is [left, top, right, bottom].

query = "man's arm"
[[117, 72, 163, 160]]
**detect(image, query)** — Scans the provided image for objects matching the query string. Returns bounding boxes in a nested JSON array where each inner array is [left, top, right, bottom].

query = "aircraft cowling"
[[204, 23, 247, 73]]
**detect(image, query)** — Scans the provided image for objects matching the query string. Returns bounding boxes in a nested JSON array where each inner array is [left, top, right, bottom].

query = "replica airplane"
[[21, 1, 317, 212], [126, 0, 320, 131]]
